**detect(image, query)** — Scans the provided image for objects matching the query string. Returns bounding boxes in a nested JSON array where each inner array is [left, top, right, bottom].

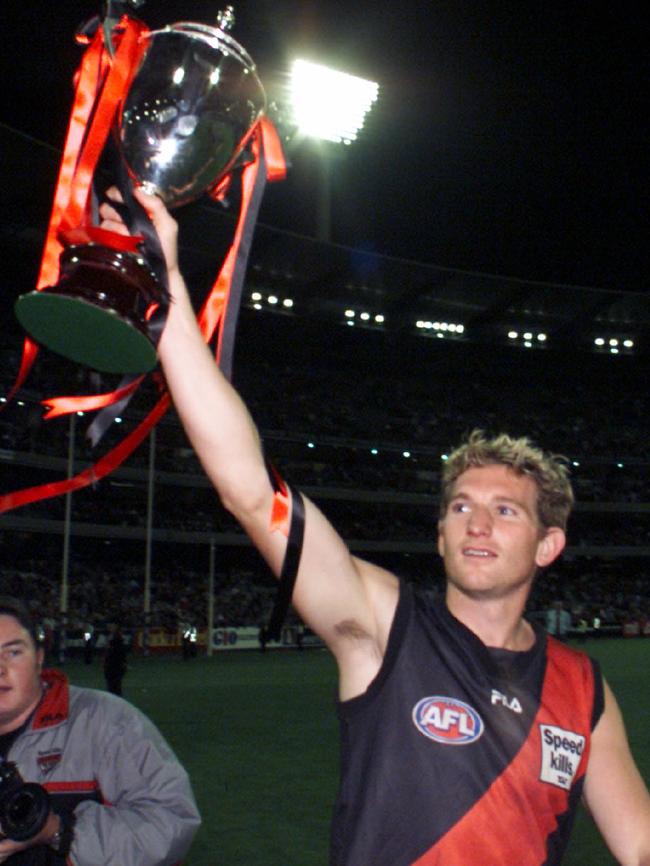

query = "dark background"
[[2, 0, 647, 293]]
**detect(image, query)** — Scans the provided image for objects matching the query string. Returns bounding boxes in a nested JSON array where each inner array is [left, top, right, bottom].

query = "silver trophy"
[[120, 12, 264, 208], [15, 8, 266, 374]]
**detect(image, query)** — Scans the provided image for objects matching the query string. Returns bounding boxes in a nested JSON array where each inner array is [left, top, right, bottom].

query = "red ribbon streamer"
[[4, 17, 147, 407], [0, 395, 170, 513], [201, 116, 286, 352], [0, 116, 286, 514], [42, 376, 145, 420]]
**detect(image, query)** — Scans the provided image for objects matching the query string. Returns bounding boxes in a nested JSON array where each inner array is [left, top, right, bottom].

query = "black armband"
[[265, 462, 306, 642]]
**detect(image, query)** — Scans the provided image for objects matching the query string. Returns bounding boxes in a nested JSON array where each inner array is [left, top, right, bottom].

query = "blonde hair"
[[440, 430, 574, 530]]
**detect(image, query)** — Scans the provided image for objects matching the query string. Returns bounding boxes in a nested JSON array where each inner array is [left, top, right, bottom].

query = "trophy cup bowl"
[[15, 18, 266, 374], [120, 22, 266, 208]]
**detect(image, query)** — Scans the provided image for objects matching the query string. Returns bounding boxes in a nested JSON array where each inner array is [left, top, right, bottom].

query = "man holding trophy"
[[14, 2, 650, 865], [98, 185, 650, 865]]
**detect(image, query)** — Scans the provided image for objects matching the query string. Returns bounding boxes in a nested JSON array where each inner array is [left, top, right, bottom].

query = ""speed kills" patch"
[[539, 723, 586, 790]]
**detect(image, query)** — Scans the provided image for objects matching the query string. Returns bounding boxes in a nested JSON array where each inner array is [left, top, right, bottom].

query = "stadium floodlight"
[[289, 59, 379, 145]]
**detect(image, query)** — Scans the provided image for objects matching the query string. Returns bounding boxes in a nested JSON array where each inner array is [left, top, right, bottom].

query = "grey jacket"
[[8, 669, 201, 866]]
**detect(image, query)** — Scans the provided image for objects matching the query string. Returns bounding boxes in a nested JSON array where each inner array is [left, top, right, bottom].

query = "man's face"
[[0, 614, 44, 735], [438, 464, 565, 601]]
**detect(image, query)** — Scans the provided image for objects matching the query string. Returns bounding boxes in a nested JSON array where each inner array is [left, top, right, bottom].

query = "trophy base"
[[15, 244, 163, 374], [15, 292, 158, 374]]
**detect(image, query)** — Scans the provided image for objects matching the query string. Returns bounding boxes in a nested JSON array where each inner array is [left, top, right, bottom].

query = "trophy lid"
[[216, 6, 235, 32], [146, 18, 259, 77]]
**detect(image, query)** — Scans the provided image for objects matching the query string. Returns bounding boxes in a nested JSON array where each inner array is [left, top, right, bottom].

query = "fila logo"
[[491, 689, 522, 713], [412, 696, 484, 745]]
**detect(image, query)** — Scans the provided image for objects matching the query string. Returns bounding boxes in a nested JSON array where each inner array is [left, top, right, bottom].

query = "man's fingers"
[[98, 201, 130, 236], [104, 186, 174, 231], [104, 186, 124, 203], [100, 185, 179, 270], [132, 187, 179, 255], [98, 202, 123, 222], [100, 219, 130, 236], [132, 186, 171, 222]]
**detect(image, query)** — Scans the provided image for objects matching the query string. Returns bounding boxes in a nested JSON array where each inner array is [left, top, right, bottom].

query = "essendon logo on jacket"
[[412, 696, 484, 745], [37, 749, 62, 776]]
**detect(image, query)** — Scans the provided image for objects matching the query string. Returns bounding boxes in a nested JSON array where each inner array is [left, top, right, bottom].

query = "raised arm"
[[583, 679, 650, 865], [100, 190, 399, 698]]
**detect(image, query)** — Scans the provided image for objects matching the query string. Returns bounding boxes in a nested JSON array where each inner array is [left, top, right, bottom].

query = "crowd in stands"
[[2, 316, 649, 640], [3, 543, 650, 643], [1, 548, 274, 639]]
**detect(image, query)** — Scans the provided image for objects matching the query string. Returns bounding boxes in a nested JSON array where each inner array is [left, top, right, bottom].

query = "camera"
[[0, 760, 50, 842]]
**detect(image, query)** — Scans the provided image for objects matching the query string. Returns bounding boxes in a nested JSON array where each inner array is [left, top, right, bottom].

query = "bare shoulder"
[[590, 678, 625, 741]]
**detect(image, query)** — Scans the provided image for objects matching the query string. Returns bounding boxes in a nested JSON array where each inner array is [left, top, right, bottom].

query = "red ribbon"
[[201, 116, 286, 354], [4, 16, 148, 407], [267, 461, 291, 537], [0, 395, 170, 513], [0, 114, 286, 514], [42, 377, 146, 420]]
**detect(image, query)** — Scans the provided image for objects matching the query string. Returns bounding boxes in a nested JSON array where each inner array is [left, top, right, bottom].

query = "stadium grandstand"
[[1, 118, 649, 652]]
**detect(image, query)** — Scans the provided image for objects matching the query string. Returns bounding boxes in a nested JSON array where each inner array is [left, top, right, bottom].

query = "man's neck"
[[445, 585, 535, 651]]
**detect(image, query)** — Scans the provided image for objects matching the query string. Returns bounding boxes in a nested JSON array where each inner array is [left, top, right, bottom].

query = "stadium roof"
[[241, 220, 650, 355]]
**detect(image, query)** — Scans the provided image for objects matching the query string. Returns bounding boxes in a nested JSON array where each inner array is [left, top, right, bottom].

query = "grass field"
[[66, 638, 650, 865]]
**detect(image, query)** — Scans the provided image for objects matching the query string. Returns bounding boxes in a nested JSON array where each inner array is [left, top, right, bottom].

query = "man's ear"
[[535, 527, 566, 568], [36, 646, 45, 672]]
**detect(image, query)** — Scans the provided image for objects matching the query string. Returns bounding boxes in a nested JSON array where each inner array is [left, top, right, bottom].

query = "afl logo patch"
[[412, 696, 484, 745]]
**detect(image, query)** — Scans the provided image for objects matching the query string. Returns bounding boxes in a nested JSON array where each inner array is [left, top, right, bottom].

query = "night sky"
[[2, 0, 647, 291]]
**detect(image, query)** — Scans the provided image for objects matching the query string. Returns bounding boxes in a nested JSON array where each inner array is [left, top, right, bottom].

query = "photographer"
[[0, 598, 200, 865]]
